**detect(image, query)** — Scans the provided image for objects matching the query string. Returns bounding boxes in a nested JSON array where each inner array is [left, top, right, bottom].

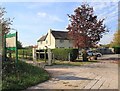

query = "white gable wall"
[[37, 41, 46, 49], [37, 29, 56, 49], [45, 29, 55, 49]]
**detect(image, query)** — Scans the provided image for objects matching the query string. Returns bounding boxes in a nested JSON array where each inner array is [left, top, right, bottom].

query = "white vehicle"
[[87, 50, 102, 57]]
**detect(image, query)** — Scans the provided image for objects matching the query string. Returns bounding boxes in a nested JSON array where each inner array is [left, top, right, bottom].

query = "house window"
[[60, 40, 64, 43]]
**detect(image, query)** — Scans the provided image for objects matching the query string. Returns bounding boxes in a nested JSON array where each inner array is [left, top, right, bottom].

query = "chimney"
[[48, 29, 52, 46]]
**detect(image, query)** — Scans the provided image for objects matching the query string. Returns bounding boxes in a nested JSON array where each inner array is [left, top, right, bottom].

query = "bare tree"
[[0, 7, 13, 60]]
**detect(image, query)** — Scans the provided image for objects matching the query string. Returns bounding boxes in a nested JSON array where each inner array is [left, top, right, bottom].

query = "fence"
[[18, 48, 32, 60]]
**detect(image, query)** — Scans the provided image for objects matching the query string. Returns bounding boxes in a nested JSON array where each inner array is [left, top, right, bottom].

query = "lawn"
[[2, 60, 50, 91]]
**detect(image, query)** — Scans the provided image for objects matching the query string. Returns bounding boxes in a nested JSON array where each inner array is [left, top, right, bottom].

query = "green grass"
[[54, 60, 98, 66], [2, 60, 50, 91], [33, 59, 98, 66]]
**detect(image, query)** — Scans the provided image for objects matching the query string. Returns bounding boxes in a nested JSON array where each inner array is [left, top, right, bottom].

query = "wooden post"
[[0, 23, 2, 91], [15, 32, 18, 69], [0, 24, 2, 57]]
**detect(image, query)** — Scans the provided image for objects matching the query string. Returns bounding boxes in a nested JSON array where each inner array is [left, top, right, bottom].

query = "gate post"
[[32, 48, 36, 61], [48, 48, 52, 65]]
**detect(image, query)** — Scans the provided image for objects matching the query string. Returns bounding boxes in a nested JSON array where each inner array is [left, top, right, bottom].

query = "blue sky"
[[1, 1, 118, 46]]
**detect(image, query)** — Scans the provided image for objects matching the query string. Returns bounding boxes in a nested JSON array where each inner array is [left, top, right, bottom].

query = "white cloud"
[[99, 33, 114, 44], [0, 0, 119, 2], [89, 2, 118, 25], [26, 3, 53, 9], [0, 2, 3, 6], [37, 12, 47, 17], [105, 16, 118, 24], [37, 12, 64, 22], [49, 15, 64, 22]]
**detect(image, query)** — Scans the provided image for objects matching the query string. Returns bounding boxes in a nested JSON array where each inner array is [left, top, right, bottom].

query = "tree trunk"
[[82, 49, 88, 62], [2, 33, 6, 61]]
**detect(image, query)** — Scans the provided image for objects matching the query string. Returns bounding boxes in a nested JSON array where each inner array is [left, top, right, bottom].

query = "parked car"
[[87, 50, 102, 57]]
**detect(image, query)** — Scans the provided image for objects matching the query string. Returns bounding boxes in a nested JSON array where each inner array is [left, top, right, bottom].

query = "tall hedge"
[[52, 48, 78, 61], [113, 46, 120, 54]]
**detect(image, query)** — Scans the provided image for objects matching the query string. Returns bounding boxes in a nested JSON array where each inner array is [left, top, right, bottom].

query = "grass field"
[[2, 60, 50, 91], [54, 60, 98, 66]]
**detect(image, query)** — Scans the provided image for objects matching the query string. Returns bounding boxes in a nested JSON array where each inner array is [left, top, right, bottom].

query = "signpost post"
[[0, 24, 2, 91]]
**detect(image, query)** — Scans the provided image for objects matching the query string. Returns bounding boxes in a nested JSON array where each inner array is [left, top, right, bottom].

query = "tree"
[[66, 4, 108, 61], [0, 7, 13, 37], [110, 30, 120, 47], [0, 7, 13, 60], [66, 4, 108, 49], [17, 41, 23, 49]]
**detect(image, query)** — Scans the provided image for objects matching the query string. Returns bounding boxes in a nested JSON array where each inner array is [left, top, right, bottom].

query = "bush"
[[52, 48, 78, 61], [113, 46, 120, 54]]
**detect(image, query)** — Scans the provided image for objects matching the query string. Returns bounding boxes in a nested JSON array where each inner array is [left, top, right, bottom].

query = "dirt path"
[[28, 60, 118, 89]]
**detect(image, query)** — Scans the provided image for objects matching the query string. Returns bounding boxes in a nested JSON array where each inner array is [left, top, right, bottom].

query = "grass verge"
[[54, 60, 99, 66], [2, 60, 50, 91], [34, 59, 98, 66]]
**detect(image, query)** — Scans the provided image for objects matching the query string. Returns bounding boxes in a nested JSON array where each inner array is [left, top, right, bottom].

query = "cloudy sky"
[[1, 0, 119, 46]]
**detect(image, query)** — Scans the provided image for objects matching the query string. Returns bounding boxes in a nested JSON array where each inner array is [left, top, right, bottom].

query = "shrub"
[[113, 46, 120, 54], [52, 48, 78, 61]]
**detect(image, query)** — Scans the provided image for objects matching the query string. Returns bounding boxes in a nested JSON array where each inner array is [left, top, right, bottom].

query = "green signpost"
[[5, 32, 18, 64]]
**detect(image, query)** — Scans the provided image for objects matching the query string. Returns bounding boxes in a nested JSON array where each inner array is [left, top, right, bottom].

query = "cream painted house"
[[37, 29, 73, 49]]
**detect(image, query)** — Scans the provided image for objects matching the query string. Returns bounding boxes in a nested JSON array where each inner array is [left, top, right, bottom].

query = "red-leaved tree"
[[66, 4, 108, 49]]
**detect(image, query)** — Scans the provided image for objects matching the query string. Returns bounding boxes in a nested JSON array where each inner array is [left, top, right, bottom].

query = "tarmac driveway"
[[28, 54, 118, 89]]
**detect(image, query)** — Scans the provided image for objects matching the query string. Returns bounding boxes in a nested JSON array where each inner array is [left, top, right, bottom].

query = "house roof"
[[37, 34, 47, 42], [51, 30, 69, 39], [37, 30, 69, 42]]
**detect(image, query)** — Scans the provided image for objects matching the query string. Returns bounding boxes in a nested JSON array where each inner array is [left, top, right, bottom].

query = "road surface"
[[28, 54, 118, 90]]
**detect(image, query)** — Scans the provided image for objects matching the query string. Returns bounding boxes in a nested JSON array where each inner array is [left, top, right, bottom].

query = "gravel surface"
[[27, 54, 118, 90]]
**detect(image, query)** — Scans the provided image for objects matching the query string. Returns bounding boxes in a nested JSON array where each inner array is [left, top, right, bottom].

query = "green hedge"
[[113, 46, 120, 54], [18, 49, 32, 56], [52, 48, 78, 61], [18, 48, 32, 60]]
